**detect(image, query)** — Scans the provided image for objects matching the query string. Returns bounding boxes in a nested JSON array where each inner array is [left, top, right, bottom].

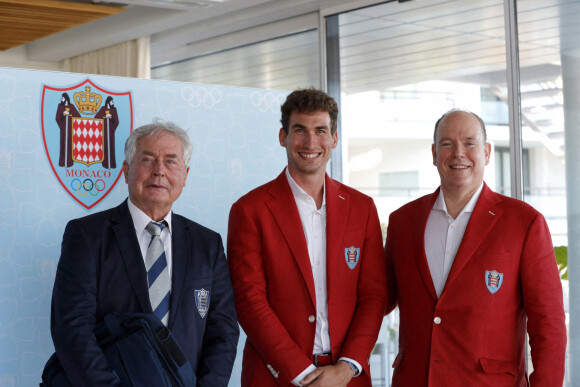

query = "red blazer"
[[227, 170, 387, 386], [385, 184, 566, 386]]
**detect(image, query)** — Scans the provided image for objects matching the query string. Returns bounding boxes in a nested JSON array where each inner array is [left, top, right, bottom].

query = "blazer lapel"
[[415, 191, 439, 301], [112, 200, 151, 312], [266, 171, 316, 308], [168, 214, 189, 328], [443, 184, 502, 292], [325, 175, 349, 288]]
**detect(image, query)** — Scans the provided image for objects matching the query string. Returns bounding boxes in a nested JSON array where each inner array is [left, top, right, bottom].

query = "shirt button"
[[308, 315, 315, 323], [434, 317, 441, 324]]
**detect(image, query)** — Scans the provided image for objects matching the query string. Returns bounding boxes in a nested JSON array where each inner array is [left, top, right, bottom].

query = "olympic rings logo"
[[250, 91, 286, 113], [181, 86, 222, 109], [71, 178, 106, 196]]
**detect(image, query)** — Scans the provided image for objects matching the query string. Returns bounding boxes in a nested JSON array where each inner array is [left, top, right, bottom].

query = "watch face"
[[342, 360, 357, 374]]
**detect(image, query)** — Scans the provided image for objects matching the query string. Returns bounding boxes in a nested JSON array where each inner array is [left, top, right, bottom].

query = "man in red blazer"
[[385, 109, 567, 386], [228, 88, 387, 386]]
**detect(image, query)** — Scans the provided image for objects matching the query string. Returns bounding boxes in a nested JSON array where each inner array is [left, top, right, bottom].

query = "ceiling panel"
[[0, 0, 123, 51]]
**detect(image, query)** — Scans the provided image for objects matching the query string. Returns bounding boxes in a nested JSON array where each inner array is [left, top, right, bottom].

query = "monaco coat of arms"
[[41, 78, 133, 209]]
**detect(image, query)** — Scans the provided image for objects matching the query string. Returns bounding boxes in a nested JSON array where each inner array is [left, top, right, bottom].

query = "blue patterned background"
[[0, 67, 288, 386]]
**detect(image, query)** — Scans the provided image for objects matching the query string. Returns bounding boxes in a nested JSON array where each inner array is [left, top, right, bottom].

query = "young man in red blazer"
[[385, 109, 567, 386], [228, 88, 387, 386]]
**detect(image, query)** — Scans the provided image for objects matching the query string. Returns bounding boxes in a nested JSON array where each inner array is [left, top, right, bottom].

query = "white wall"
[[0, 46, 60, 72]]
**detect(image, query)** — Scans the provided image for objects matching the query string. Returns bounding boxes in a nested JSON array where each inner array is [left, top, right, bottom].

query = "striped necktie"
[[145, 221, 170, 325]]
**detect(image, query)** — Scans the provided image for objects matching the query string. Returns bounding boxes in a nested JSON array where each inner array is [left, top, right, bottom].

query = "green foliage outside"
[[554, 246, 568, 280]]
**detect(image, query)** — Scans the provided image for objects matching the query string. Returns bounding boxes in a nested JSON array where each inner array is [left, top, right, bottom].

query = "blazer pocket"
[[392, 352, 404, 369], [186, 276, 212, 288], [343, 230, 363, 245], [479, 357, 518, 377], [475, 252, 511, 264]]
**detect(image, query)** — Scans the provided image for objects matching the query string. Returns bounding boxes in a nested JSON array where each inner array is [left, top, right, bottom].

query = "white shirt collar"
[[433, 182, 484, 217], [127, 198, 172, 234], [285, 168, 326, 209]]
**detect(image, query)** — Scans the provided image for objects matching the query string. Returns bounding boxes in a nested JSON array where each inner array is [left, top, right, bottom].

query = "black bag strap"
[[104, 312, 125, 337]]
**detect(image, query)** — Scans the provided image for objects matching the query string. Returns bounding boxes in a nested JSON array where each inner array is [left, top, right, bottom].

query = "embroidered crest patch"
[[195, 288, 210, 318], [344, 246, 360, 270], [485, 270, 503, 294]]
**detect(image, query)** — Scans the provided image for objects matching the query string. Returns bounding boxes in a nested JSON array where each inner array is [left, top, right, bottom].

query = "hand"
[[300, 361, 355, 387]]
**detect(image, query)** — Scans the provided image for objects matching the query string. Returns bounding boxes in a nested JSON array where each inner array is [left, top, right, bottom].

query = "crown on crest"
[[74, 86, 102, 114]]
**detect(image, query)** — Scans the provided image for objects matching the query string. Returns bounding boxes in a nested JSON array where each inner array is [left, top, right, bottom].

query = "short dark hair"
[[433, 109, 487, 144], [280, 87, 339, 134]]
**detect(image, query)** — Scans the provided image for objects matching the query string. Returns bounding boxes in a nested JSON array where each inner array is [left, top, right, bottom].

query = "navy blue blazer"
[[51, 199, 239, 386]]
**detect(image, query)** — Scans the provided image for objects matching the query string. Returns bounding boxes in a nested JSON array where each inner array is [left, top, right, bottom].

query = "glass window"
[[494, 146, 530, 195], [151, 30, 320, 90], [517, 1, 580, 382], [332, 0, 508, 220], [378, 170, 419, 197], [517, 0, 572, 247]]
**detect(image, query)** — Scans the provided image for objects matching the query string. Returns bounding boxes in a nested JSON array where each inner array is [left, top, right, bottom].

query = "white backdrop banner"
[[0, 66, 288, 386]]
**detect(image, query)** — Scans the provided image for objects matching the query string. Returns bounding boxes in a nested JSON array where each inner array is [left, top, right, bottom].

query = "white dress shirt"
[[424, 184, 483, 298], [286, 169, 330, 354], [285, 170, 361, 385], [127, 198, 173, 288]]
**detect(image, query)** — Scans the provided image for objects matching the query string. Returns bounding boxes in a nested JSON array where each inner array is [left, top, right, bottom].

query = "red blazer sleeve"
[[227, 200, 313, 384], [521, 213, 567, 385]]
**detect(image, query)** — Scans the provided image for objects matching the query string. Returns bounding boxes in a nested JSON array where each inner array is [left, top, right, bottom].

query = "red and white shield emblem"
[[72, 118, 104, 166], [41, 78, 133, 209]]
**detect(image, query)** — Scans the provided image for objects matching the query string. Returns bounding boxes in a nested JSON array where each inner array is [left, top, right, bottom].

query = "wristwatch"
[[340, 360, 359, 376]]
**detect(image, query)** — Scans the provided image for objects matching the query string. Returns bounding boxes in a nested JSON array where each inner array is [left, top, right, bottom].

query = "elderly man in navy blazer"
[[50, 120, 239, 386]]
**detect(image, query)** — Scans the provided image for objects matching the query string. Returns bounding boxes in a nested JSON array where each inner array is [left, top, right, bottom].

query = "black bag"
[[41, 312, 196, 386]]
